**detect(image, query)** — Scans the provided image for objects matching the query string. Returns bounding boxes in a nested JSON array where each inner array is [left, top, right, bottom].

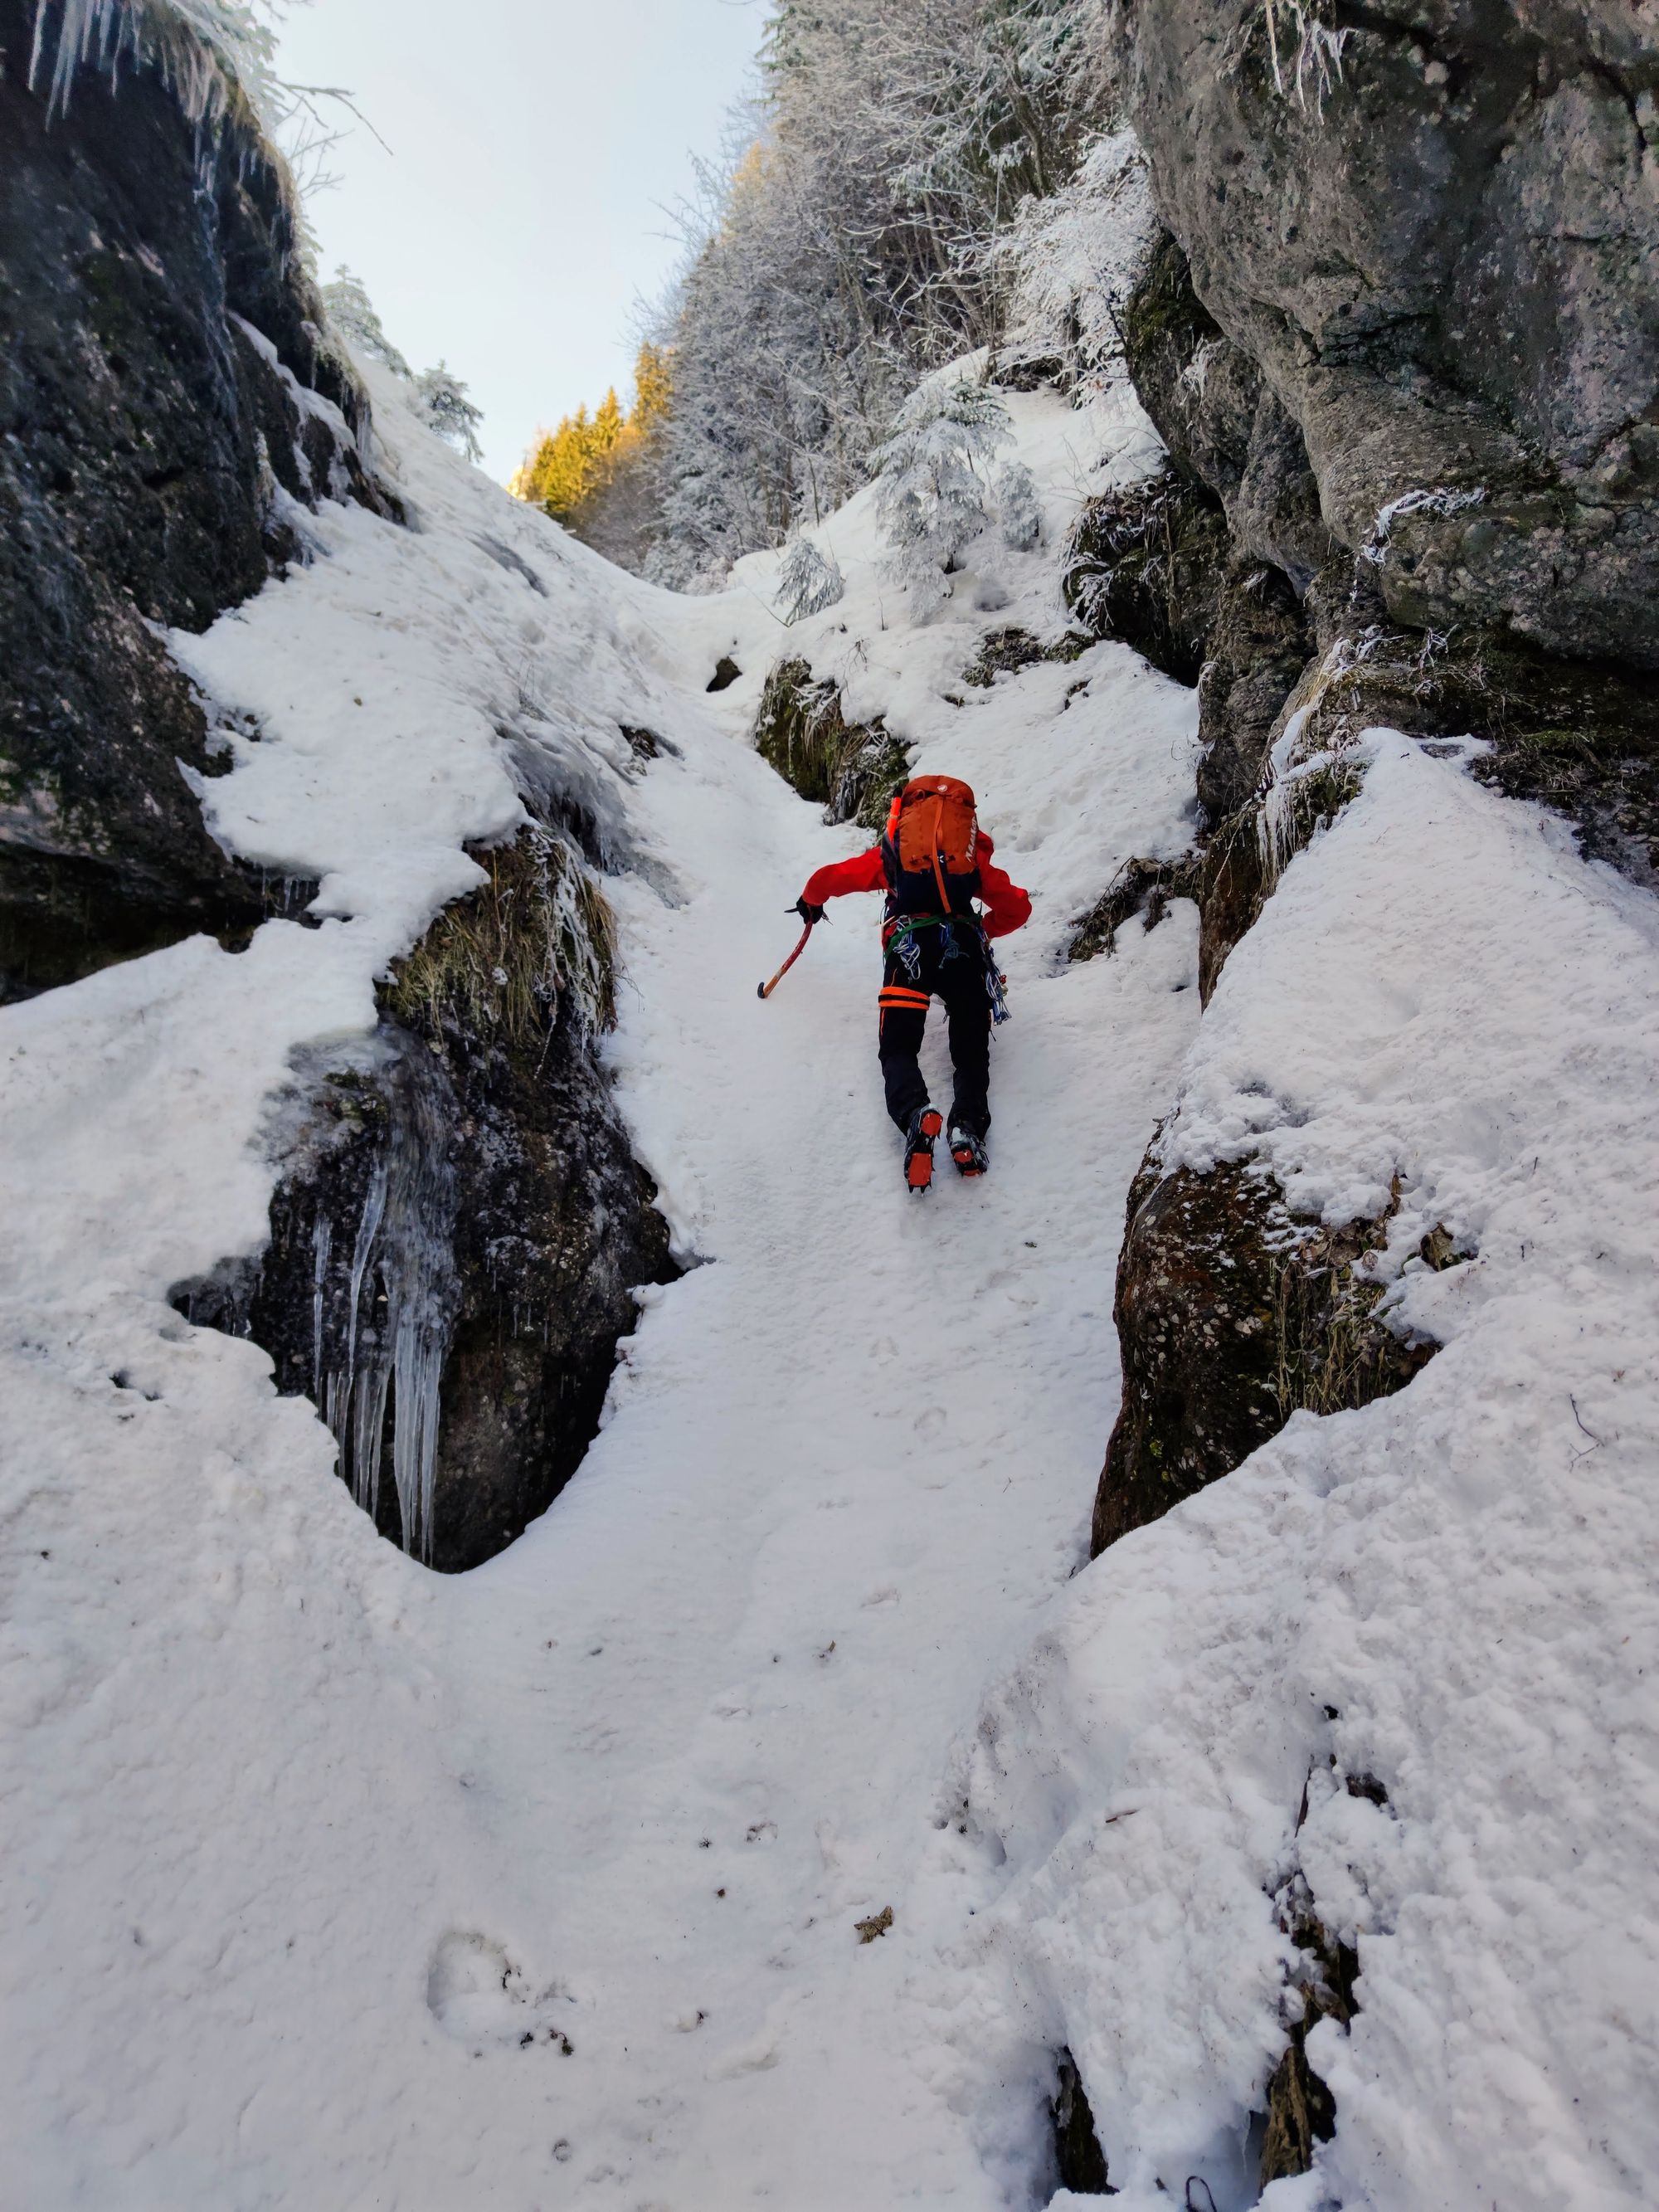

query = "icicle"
[[342, 1156, 387, 1412], [349, 1357, 390, 1520], [372, 1045, 460, 1563], [28, 0, 291, 138], [309, 1042, 459, 1561], [391, 1317, 446, 1565]]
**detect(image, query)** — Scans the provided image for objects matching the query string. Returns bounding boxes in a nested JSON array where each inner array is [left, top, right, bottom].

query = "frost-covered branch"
[[414, 363, 484, 465]]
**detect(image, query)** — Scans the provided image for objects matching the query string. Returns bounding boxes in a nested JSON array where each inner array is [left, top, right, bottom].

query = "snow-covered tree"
[[993, 130, 1159, 397], [320, 266, 411, 378], [994, 460, 1043, 551], [645, 0, 1121, 587], [414, 363, 484, 465], [774, 538, 846, 623], [873, 377, 1012, 610]]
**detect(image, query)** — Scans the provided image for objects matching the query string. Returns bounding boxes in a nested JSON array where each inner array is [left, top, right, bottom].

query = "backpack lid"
[[884, 776, 977, 843]]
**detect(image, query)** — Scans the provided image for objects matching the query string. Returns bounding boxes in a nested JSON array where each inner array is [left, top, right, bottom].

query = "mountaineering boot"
[[948, 1120, 989, 1178], [904, 1106, 944, 1194]]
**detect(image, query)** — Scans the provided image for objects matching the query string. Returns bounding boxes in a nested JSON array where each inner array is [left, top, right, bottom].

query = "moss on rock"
[[1063, 467, 1229, 686], [753, 658, 911, 829], [384, 825, 617, 1045], [1068, 854, 1201, 962], [961, 626, 1091, 688]]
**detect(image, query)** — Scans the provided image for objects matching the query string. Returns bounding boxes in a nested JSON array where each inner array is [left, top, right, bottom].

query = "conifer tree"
[[414, 363, 484, 464], [774, 537, 846, 623], [872, 376, 1012, 611], [994, 460, 1043, 551], [510, 348, 675, 570], [320, 266, 411, 378]]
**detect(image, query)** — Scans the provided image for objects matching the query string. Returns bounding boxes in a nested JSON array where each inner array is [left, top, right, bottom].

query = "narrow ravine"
[[8, 5, 1659, 2207], [1, 340, 1206, 2205], [422, 608, 1202, 2200]]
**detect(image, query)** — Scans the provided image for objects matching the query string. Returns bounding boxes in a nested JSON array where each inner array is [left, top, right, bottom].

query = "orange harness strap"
[[878, 984, 932, 1037]]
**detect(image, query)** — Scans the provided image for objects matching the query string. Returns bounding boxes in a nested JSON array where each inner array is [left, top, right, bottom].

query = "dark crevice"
[[1051, 2048, 1112, 2195]]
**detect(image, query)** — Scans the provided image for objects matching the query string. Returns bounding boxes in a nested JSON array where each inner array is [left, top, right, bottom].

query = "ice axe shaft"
[[757, 921, 814, 1001]]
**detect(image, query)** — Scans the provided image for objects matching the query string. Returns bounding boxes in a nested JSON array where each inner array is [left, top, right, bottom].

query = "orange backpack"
[[880, 775, 980, 918]]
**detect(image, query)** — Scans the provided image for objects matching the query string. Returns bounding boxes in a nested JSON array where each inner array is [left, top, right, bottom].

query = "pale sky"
[[276, 0, 766, 484]]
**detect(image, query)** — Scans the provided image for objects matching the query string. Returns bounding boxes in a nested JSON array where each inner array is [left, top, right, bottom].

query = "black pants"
[[878, 918, 991, 1137]]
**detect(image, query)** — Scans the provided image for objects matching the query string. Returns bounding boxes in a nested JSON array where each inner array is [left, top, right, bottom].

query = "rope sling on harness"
[[882, 913, 1011, 1025]]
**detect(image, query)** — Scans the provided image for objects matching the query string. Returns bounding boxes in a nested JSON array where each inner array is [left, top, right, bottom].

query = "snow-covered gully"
[[5, 362, 1658, 2212], [2, 368, 1203, 2208]]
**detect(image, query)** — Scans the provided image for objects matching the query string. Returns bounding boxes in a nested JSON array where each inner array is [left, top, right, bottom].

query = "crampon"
[[948, 1121, 989, 1178], [904, 1107, 944, 1194]]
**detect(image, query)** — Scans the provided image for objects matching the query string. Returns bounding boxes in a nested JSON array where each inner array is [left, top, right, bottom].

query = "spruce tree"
[[872, 377, 1012, 611], [774, 537, 846, 622]]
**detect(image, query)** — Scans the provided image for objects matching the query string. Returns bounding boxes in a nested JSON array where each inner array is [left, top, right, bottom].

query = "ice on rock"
[[316, 1045, 458, 1562]]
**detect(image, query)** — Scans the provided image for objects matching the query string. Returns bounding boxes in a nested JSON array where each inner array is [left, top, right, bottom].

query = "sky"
[[276, 0, 766, 485]]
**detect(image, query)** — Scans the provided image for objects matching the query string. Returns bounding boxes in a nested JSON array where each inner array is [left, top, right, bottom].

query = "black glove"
[[791, 898, 826, 925]]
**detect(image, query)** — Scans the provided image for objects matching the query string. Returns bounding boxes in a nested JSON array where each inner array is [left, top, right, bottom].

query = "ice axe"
[[757, 915, 816, 1001]]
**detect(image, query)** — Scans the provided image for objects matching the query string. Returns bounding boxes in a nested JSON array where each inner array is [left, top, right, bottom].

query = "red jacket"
[[803, 831, 1031, 939]]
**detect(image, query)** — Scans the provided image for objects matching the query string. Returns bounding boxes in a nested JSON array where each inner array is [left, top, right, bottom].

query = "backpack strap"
[[926, 793, 951, 916]]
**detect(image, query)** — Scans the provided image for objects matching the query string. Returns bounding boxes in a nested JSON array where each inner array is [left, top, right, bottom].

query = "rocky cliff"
[[1049, 14, 1659, 2180], [0, 0, 398, 997], [176, 824, 675, 1573], [4, 2, 673, 1570], [1074, 2, 1659, 1569]]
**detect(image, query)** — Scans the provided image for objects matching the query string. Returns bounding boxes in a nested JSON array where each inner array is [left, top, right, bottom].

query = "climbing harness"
[[882, 912, 1011, 1024]]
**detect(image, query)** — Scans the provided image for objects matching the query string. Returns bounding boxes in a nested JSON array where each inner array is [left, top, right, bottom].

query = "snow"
[[951, 733, 1659, 2207], [3, 330, 1657, 2212]]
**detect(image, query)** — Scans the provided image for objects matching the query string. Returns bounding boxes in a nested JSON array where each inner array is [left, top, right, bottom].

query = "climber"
[[791, 774, 1030, 1193]]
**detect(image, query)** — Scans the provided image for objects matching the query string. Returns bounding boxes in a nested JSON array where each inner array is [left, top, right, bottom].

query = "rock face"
[[1069, 27, 1658, 2172], [1092, 1157, 1438, 1557], [1114, 2, 1659, 668], [1063, 67, 1659, 970], [1063, 465, 1228, 686], [177, 829, 677, 1572], [1121, 232, 1335, 597], [0, 0, 391, 1000]]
